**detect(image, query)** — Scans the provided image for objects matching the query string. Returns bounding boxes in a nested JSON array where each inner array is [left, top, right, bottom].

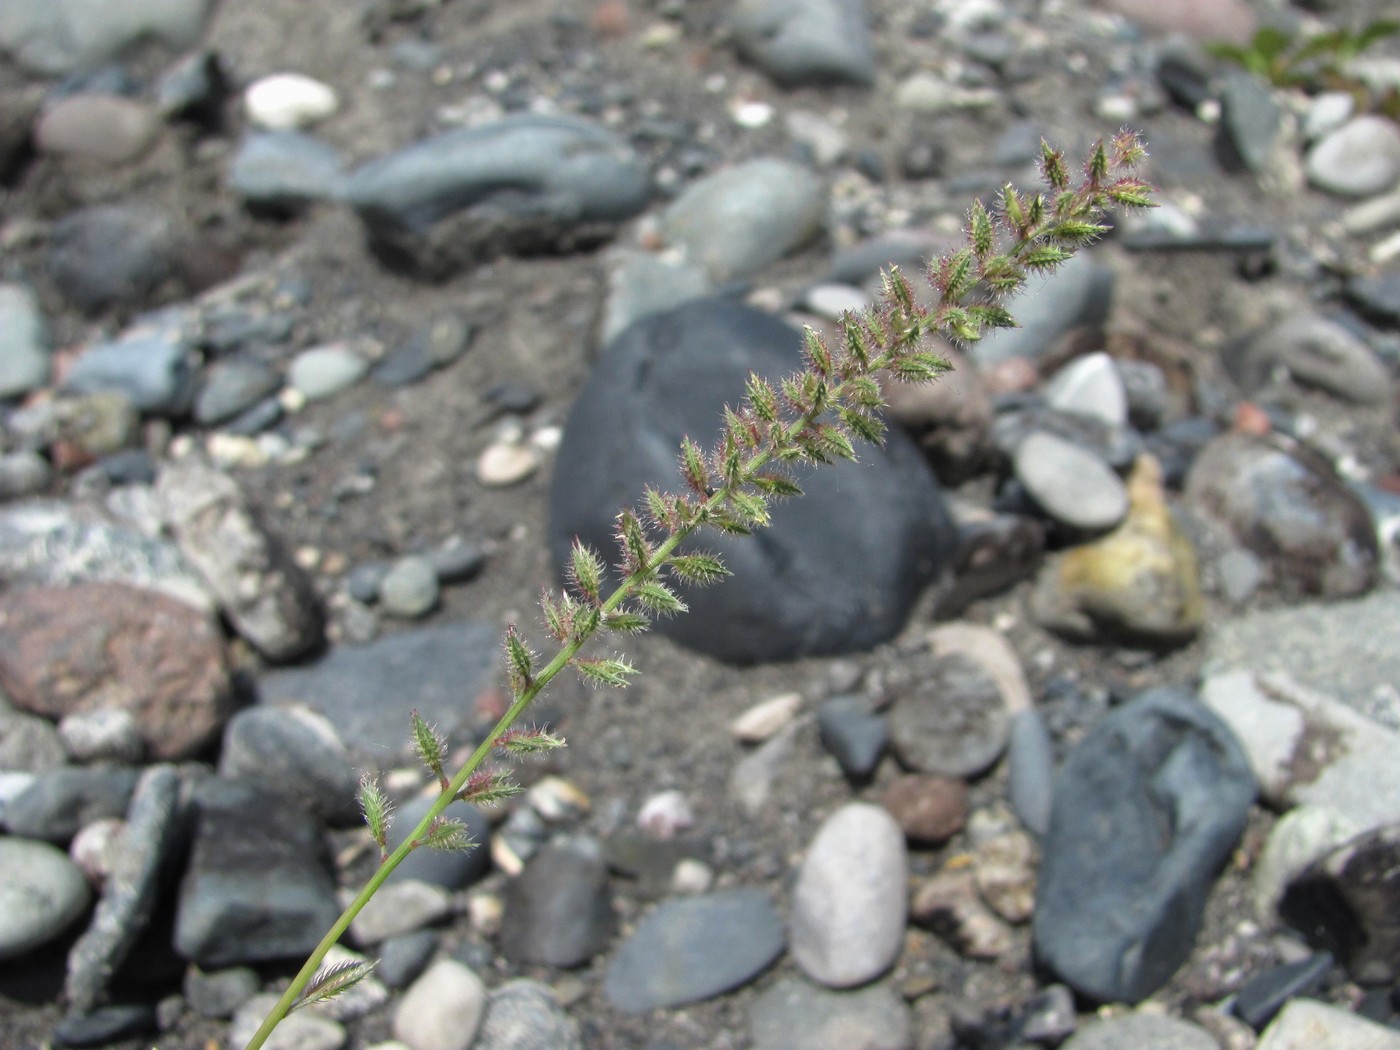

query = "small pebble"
[[378, 556, 440, 618], [245, 73, 339, 131], [730, 692, 802, 742], [477, 441, 540, 486]]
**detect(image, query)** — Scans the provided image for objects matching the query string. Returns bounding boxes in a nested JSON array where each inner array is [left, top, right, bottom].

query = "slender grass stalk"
[[245, 132, 1154, 1049]]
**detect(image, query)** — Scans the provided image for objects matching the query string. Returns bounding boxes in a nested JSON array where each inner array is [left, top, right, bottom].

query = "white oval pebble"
[[790, 802, 908, 988], [477, 441, 539, 486], [1014, 431, 1128, 531], [245, 73, 339, 131], [730, 692, 803, 742]]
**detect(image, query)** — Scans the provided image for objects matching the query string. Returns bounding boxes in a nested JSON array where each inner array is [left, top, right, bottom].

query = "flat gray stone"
[[1034, 687, 1255, 1003], [657, 159, 826, 280], [1014, 431, 1128, 531], [256, 620, 499, 764], [0, 283, 51, 399], [731, 0, 876, 86], [0, 0, 213, 75], [749, 977, 912, 1050], [1063, 1012, 1217, 1050], [0, 837, 91, 961], [346, 114, 649, 276], [605, 888, 785, 1012]]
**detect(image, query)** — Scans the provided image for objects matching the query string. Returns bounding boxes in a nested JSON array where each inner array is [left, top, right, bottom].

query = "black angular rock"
[[1033, 687, 1255, 1003], [173, 778, 340, 968], [817, 694, 888, 780], [548, 297, 956, 664], [1232, 952, 1335, 1031]]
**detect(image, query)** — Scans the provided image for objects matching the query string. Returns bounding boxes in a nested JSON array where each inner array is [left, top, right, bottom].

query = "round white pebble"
[[245, 73, 339, 131]]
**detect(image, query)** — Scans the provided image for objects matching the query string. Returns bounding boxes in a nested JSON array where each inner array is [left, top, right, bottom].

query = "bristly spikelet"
[[357, 772, 392, 858], [504, 625, 535, 695], [291, 959, 378, 1014], [420, 817, 475, 852], [410, 711, 447, 787], [568, 539, 605, 604]]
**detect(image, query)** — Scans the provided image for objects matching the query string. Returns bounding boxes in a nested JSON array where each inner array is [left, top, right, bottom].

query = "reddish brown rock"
[[0, 582, 232, 759], [878, 773, 968, 846]]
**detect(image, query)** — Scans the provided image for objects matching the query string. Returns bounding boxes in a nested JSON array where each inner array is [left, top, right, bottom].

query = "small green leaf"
[[900, 351, 953, 382], [846, 374, 884, 410], [1000, 185, 1025, 233], [842, 319, 870, 369], [668, 553, 729, 585], [1086, 139, 1110, 182], [291, 959, 378, 1014], [540, 589, 575, 642], [967, 303, 1018, 331], [574, 656, 639, 688], [943, 248, 976, 302]]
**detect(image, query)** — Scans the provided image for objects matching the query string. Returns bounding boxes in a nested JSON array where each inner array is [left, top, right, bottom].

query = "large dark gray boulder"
[[547, 297, 956, 664], [1033, 687, 1255, 1003]]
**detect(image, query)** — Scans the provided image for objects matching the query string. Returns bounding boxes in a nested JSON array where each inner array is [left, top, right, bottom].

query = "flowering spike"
[[801, 327, 833, 378]]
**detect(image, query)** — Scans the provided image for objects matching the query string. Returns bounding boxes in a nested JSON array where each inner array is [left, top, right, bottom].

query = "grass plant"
[[244, 131, 1155, 1050]]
